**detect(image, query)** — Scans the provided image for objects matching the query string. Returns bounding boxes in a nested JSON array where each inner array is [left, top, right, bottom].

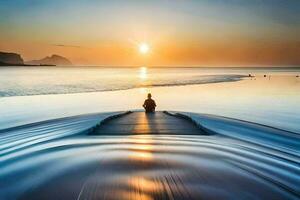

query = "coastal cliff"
[[0, 52, 24, 65]]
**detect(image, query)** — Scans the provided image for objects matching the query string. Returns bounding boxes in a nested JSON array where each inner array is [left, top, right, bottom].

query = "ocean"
[[0, 66, 299, 132], [0, 66, 298, 97], [0, 66, 300, 199]]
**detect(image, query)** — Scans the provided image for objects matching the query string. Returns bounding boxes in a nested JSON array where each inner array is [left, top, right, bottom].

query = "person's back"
[[143, 93, 156, 113]]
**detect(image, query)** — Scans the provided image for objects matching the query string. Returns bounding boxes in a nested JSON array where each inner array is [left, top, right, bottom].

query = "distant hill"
[[26, 55, 72, 66], [0, 52, 24, 65]]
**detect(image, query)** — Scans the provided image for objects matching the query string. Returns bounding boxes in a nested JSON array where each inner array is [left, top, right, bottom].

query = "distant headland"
[[0, 52, 72, 66]]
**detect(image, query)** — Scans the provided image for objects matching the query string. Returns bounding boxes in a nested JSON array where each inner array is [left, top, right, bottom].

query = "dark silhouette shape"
[[264, 75, 267, 77], [0, 51, 24, 65], [248, 74, 255, 78], [143, 93, 156, 113]]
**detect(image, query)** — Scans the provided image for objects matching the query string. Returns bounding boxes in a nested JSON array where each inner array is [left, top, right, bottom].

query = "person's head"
[[147, 93, 152, 99]]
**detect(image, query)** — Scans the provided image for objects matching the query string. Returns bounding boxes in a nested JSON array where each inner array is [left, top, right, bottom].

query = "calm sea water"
[[0, 66, 299, 132], [0, 66, 299, 97], [0, 67, 300, 199]]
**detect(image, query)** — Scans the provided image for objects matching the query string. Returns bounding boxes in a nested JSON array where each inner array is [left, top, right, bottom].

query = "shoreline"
[[1, 64, 300, 69], [0, 74, 248, 98], [0, 62, 56, 67]]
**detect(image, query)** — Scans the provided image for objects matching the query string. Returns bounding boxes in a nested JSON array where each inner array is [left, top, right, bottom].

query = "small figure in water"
[[143, 93, 156, 113]]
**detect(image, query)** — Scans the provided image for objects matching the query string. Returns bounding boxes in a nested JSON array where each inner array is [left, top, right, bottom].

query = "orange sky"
[[1, 36, 299, 66], [0, 0, 300, 66], [2, 38, 298, 66]]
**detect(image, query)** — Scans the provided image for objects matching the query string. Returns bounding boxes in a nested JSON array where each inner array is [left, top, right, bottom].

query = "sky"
[[0, 0, 300, 66]]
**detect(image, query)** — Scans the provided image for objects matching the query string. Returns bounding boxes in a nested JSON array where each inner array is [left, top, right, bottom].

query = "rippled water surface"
[[0, 67, 299, 199], [0, 112, 299, 200]]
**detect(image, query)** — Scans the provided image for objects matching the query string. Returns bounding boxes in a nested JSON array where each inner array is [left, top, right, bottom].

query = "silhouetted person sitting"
[[143, 93, 156, 113]]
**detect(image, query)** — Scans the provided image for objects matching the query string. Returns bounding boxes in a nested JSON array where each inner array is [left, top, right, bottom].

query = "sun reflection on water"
[[128, 135, 154, 162], [128, 176, 164, 193], [139, 87, 149, 94], [125, 134, 158, 199], [139, 67, 148, 80]]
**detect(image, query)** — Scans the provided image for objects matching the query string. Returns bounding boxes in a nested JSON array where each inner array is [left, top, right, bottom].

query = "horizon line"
[[65, 65, 300, 68]]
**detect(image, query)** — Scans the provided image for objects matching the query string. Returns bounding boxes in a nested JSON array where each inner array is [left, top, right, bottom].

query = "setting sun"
[[139, 43, 150, 54]]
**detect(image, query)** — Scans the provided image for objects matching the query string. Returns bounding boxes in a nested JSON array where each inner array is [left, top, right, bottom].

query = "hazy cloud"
[[53, 44, 82, 48]]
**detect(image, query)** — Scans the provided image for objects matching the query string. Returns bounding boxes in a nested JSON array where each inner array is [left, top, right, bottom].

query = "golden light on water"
[[128, 176, 164, 193], [128, 136, 154, 162], [139, 67, 148, 80], [139, 87, 149, 94]]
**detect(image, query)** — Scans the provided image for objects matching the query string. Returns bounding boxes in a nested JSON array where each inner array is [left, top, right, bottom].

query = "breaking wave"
[[0, 74, 246, 97]]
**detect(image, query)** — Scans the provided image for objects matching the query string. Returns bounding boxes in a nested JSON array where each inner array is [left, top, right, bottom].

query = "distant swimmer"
[[143, 93, 156, 113]]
